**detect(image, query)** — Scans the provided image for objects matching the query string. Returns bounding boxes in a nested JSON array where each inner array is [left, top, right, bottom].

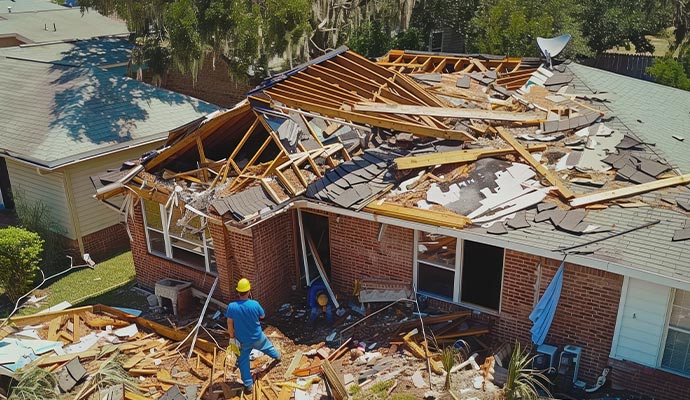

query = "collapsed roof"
[[94, 47, 690, 287]]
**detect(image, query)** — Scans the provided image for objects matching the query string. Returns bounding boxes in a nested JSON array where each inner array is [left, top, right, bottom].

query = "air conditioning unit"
[[535, 344, 559, 371], [559, 345, 583, 383]]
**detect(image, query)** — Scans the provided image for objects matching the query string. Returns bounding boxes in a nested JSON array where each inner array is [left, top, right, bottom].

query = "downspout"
[[61, 169, 85, 256]]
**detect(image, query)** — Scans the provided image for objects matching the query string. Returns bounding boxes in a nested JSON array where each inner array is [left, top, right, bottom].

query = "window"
[[662, 289, 690, 375], [414, 230, 504, 311], [142, 199, 217, 274], [430, 31, 444, 52]]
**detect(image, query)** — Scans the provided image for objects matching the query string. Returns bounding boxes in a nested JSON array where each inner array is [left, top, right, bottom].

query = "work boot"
[[244, 385, 253, 395]]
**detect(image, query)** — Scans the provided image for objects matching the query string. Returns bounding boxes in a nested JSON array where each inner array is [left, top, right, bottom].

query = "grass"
[[17, 251, 143, 316]]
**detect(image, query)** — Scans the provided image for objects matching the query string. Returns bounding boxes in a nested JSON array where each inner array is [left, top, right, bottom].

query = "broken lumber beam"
[[394, 144, 547, 170], [3, 305, 93, 327], [321, 360, 348, 400], [364, 201, 471, 229], [570, 174, 690, 207], [495, 127, 575, 200], [403, 336, 443, 375], [265, 94, 476, 142], [352, 102, 545, 122]]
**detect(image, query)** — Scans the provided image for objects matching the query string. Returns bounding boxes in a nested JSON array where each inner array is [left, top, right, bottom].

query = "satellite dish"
[[537, 34, 572, 69]]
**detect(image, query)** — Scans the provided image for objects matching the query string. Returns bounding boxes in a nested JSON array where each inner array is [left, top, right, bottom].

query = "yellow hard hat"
[[317, 293, 329, 306], [236, 278, 251, 292]]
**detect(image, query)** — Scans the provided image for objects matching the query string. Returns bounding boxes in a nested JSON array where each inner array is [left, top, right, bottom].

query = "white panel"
[[5, 159, 74, 238], [614, 278, 670, 367], [67, 143, 162, 236]]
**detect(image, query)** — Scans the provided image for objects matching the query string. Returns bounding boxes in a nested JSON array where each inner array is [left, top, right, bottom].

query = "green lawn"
[[18, 251, 145, 316]]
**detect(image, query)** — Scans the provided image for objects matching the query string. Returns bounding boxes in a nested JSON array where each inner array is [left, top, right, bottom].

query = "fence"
[[582, 53, 658, 81]]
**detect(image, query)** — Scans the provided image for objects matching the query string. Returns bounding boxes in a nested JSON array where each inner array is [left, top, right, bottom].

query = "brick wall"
[[249, 211, 298, 312], [496, 250, 624, 383], [608, 358, 690, 400], [129, 202, 218, 298], [157, 53, 252, 108], [82, 223, 131, 261], [328, 214, 415, 296]]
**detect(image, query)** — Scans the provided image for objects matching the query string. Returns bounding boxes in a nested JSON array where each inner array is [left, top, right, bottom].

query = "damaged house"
[[93, 48, 690, 399]]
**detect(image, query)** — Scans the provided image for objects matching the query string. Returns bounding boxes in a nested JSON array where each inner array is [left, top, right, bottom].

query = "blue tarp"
[[529, 262, 565, 345]]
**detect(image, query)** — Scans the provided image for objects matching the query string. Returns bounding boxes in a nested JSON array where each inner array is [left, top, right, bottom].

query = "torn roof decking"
[[377, 49, 533, 75], [253, 50, 476, 142]]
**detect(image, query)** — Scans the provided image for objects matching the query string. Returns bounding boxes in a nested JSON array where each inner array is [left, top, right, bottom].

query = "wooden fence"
[[582, 53, 658, 81]]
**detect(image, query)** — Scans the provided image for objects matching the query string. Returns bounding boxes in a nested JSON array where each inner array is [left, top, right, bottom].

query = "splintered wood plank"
[[495, 127, 575, 200], [364, 201, 471, 229], [394, 145, 547, 170], [571, 173, 690, 207], [72, 314, 80, 343], [123, 353, 146, 370], [277, 386, 292, 400], [47, 317, 61, 341], [353, 102, 544, 122]]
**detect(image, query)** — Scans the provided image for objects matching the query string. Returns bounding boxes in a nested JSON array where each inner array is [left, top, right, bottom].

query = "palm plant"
[[73, 351, 140, 400], [8, 364, 59, 400], [441, 346, 458, 390], [504, 342, 552, 400]]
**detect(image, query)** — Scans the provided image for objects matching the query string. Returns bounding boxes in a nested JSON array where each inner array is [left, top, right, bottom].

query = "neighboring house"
[[94, 48, 690, 399], [0, 1, 128, 47], [0, 54, 218, 259]]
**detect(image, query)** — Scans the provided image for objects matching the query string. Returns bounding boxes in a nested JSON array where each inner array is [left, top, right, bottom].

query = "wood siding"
[[613, 278, 671, 367], [5, 158, 74, 238], [66, 143, 163, 237]]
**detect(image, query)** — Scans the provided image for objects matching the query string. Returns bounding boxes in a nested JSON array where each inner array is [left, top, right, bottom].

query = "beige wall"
[[65, 143, 162, 237], [6, 158, 74, 238]]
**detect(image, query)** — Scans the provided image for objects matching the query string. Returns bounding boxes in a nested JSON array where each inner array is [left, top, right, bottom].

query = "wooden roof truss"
[[256, 50, 476, 142], [377, 50, 525, 75]]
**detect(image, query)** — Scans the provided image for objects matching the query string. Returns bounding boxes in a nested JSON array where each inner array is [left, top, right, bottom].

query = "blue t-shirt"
[[226, 299, 265, 344]]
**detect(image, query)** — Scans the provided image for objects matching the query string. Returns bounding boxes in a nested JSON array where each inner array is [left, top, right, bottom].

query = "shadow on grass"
[[73, 281, 151, 315]]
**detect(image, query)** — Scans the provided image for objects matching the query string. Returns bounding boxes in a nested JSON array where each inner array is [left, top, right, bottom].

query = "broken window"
[[415, 231, 504, 311], [416, 231, 457, 300], [460, 241, 504, 310], [142, 199, 216, 274], [662, 289, 690, 375]]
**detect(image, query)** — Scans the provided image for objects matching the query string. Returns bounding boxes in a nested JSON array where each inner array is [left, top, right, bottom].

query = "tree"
[[0, 227, 43, 303], [647, 56, 690, 89], [410, 0, 479, 53], [470, 0, 569, 57], [83, 0, 413, 82], [579, 0, 671, 54]]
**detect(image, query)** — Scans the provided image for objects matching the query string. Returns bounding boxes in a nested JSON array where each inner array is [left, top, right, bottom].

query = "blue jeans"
[[308, 304, 333, 324], [239, 333, 280, 388]]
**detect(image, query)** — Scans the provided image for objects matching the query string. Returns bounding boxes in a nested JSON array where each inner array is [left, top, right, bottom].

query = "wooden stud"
[[365, 201, 471, 229], [495, 127, 575, 200], [353, 102, 544, 122], [571, 173, 690, 207], [394, 144, 547, 170]]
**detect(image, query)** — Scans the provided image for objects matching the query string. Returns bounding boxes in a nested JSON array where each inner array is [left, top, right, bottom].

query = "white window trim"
[[142, 201, 216, 274], [413, 229, 504, 314], [658, 287, 690, 378]]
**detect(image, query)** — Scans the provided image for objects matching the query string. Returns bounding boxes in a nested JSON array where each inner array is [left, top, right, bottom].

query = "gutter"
[[243, 199, 690, 292]]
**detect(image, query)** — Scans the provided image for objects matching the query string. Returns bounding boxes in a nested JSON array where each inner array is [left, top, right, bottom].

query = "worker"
[[307, 277, 334, 325], [226, 278, 280, 395]]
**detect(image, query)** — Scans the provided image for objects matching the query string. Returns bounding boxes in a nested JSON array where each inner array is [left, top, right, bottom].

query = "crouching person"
[[307, 277, 334, 325]]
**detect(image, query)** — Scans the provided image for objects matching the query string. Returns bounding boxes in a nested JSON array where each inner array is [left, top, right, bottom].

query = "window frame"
[[413, 230, 504, 313], [660, 288, 690, 377], [142, 200, 217, 274]]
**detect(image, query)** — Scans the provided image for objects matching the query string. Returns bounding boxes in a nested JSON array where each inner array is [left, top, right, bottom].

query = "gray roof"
[[567, 63, 690, 173], [462, 63, 690, 288], [0, 7, 127, 43], [0, 37, 132, 67], [0, 0, 63, 13], [0, 57, 219, 168]]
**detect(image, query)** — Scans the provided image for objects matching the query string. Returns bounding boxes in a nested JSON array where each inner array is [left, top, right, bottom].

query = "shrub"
[[0, 227, 43, 302]]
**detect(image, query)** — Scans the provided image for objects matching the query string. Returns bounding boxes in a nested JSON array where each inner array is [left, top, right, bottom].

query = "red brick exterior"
[[127, 205, 689, 399], [496, 250, 624, 383], [156, 54, 252, 108], [129, 202, 218, 298], [608, 358, 690, 399], [82, 223, 131, 261], [328, 214, 414, 295]]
